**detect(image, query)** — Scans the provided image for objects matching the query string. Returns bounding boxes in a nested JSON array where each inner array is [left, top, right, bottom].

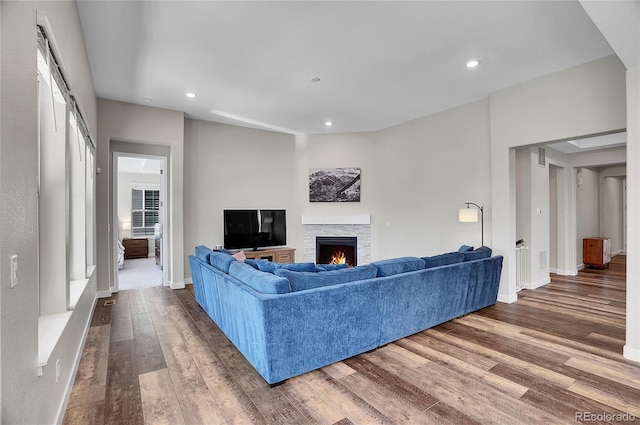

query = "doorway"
[[113, 152, 168, 291]]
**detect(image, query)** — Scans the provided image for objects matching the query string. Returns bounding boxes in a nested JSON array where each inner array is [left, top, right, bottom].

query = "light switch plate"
[[10, 255, 18, 288]]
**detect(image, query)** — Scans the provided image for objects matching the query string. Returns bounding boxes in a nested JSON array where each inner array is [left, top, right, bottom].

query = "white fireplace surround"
[[302, 215, 371, 265]]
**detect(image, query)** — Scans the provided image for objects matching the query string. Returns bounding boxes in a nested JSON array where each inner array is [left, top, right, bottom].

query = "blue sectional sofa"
[[188, 245, 503, 385]]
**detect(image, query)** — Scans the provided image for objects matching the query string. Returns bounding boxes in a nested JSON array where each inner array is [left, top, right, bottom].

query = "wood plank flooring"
[[64, 255, 640, 424]]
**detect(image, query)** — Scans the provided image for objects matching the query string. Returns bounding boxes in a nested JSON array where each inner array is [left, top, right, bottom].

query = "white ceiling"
[[547, 131, 627, 154], [77, 1, 634, 136]]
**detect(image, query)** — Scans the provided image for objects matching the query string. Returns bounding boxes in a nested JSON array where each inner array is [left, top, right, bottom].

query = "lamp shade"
[[459, 208, 479, 223], [121, 221, 131, 230]]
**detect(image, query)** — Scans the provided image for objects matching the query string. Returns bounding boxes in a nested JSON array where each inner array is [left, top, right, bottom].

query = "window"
[[132, 187, 160, 236], [37, 23, 96, 313], [36, 19, 97, 369]]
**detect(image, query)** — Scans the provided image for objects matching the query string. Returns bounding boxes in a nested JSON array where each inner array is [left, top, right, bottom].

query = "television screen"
[[224, 209, 286, 250]]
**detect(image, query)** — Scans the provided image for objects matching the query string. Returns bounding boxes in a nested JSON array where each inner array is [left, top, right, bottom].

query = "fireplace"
[[316, 237, 357, 267]]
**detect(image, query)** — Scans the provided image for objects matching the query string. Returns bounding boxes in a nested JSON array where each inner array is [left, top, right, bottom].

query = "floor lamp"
[[459, 202, 484, 247]]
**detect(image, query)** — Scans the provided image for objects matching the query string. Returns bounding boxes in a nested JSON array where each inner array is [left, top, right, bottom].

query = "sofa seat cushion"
[[229, 261, 291, 294], [195, 245, 213, 262], [463, 246, 493, 262], [371, 257, 425, 277], [275, 264, 378, 292], [257, 261, 316, 274], [209, 250, 237, 273], [422, 252, 464, 269]]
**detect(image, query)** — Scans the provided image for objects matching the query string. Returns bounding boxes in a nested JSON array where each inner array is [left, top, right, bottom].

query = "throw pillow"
[[232, 250, 246, 262], [458, 245, 474, 253]]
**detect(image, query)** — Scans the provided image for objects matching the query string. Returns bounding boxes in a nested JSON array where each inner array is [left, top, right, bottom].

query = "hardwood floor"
[[63, 255, 640, 424]]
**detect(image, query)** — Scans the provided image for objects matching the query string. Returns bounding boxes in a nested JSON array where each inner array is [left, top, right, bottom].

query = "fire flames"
[[330, 251, 347, 265]]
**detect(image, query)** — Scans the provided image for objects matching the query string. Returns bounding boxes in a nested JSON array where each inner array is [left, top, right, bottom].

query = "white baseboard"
[[96, 290, 112, 298], [185, 278, 193, 285], [170, 281, 185, 290], [498, 293, 518, 304], [527, 276, 551, 290], [623, 345, 640, 363], [549, 268, 577, 276]]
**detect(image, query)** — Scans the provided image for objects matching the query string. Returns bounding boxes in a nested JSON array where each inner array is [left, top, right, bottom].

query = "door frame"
[[112, 151, 169, 291]]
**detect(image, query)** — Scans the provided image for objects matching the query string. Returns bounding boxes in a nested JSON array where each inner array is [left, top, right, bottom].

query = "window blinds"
[[37, 25, 95, 153]]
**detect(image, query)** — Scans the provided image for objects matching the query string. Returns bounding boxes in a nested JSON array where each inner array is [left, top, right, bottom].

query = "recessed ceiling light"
[[325, 121, 333, 127], [186, 92, 197, 98], [466, 59, 480, 68], [310, 77, 321, 83], [143, 98, 152, 103]]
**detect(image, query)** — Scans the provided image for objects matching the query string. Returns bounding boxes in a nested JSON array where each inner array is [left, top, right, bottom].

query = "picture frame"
[[309, 167, 361, 202]]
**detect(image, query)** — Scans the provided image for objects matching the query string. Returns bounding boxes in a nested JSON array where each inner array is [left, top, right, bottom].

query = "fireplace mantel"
[[301, 215, 370, 225]]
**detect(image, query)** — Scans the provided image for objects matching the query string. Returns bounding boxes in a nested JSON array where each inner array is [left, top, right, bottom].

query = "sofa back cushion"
[[275, 264, 378, 292], [209, 250, 237, 273], [228, 261, 291, 294], [371, 257, 425, 277], [463, 246, 493, 262], [257, 261, 316, 274], [422, 252, 464, 269], [195, 245, 213, 262]]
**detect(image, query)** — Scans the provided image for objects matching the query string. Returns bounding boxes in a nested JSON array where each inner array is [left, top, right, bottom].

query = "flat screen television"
[[223, 209, 287, 250]]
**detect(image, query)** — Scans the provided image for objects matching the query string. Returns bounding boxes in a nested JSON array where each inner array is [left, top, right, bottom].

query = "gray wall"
[[183, 118, 296, 271], [374, 98, 492, 259], [97, 99, 184, 291], [0, 1, 97, 423]]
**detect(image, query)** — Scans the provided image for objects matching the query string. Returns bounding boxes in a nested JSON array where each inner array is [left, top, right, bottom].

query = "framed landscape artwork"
[[309, 167, 361, 202]]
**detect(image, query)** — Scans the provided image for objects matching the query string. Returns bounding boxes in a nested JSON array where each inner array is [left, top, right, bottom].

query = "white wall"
[[576, 167, 600, 266], [602, 176, 624, 254], [97, 99, 184, 290], [624, 67, 640, 362], [0, 1, 97, 423], [515, 147, 550, 288], [599, 165, 626, 254], [515, 148, 532, 273], [183, 119, 296, 274], [549, 165, 559, 272]]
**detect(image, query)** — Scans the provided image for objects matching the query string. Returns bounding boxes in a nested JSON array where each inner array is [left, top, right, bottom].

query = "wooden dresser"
[[583, 237, 611, 269], [123, 238, 149, 259], [243, 247, 295, 263]]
